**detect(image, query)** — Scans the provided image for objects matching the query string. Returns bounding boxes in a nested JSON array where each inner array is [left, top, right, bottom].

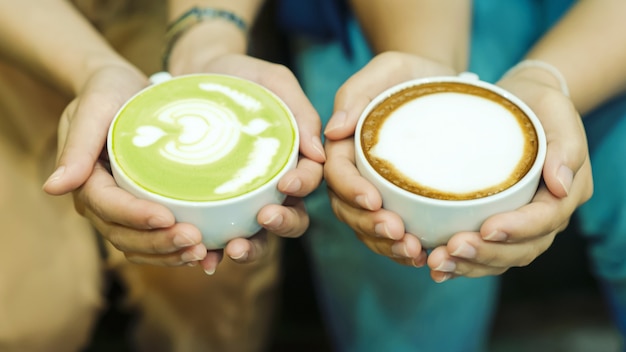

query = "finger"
[[75, 163, 175, 230], [199, 250, 224, 275], [325, 52, 455, 139], [352, 230, 425, 268], [43, 98, 111, 195], [224, 231, 270, 264], [251, 62, 326, 164], [428, 245, 497, 282], [389, 255, 428, 269], [328, 188, 404, 241], [44, 72, 147, 195], [124, 243, 208, 267], [533, 90, 588, 198], [278, 157, 323, 197], [480, 158, 592, 243], [258, 198, 309, 238], [85, 206, 202, 255], [428, 230, 556, 279], [324, 138, 382, 211]]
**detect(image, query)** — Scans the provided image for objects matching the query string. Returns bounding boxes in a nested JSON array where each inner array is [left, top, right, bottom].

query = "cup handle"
[[458, 72, 480, 81], [149, 72, 173, 85]]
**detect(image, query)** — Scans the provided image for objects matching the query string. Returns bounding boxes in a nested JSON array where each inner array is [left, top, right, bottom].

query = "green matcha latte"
[[110, 74, 297, 202]]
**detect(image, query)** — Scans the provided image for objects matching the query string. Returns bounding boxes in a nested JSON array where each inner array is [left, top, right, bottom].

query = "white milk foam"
[[370, 92, 525, 194], [134, 99, 242, 165], [215, 137, 280, 194]]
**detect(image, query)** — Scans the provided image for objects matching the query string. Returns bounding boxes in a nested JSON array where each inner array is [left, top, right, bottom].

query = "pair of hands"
[[43, 54, 325, 275], [325, 52, 593, 282], [44, 51, 592, 281]]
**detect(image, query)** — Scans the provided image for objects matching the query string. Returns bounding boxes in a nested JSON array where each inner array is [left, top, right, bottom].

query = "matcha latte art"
[[110, 74, 296, 202]]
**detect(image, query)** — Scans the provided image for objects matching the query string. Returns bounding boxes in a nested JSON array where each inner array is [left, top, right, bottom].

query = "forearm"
[[519, 0, 626, 115], [0, 0, 132, 96], [166, 0, 266, 74], [349, 0, 471, 73]]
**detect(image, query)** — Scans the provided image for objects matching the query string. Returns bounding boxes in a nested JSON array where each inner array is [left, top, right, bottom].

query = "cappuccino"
[[360, 82, 538, 200], [354, 74, 546, 247]]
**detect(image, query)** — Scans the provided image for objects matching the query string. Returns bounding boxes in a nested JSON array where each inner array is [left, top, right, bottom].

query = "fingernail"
[[263, 213, 284, 230], [324, 110, 347, 135], [557, 165, 573, 196], [374, 223, 390, 238], [412, 252, 428, 268], [173, 232, 197, 247], [434, 260, 456, 272], [204, 265, 216, 276], [355, 195, 374, 211], [282, 177, 302, 194], [311, 135, 326, 161], [181, 248, 205, 262], [230, 250, 249, 261], [43, 166, 65, 188], [435, 273, 452, 283], [391, 242, 409, 258], [451, 243, 477, 259], [484, 230, 508, 242], [147, 216, 171, 229], [187, 261, 198, 267]]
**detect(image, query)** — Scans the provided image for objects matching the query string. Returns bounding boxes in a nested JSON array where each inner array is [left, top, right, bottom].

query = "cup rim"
[[354, 73, 547, 207], [106, 72, 300, 206]]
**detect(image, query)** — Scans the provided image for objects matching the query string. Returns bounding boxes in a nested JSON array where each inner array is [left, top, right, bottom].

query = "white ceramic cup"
[[107, 73, 299, 249], [354, 73, 546, 248]]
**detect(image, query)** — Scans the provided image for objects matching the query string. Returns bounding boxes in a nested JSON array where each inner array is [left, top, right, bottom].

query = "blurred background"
[[83, 2, 622, 351], [85, 218, 623, 352]]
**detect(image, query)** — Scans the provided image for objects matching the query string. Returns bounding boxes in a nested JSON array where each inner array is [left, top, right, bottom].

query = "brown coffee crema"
[[361, 82, 539, 200]]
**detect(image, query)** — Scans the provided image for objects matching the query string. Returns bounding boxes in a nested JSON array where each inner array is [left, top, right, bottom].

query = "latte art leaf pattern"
[[215, 137, 280, 194], [144, 99, 241, 165], [199, 82, 262, 111]]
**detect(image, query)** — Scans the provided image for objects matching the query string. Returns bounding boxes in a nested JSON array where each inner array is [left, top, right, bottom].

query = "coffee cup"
[[354, 73, 546, 248], [107, 72, 299, 249]]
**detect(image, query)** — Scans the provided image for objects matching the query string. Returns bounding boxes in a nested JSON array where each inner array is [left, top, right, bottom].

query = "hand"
[[324, 52, 456, 268], [43, 65, 214, 268], [187, 54, 325, 270], [427, 70, 593, 282], [44, 54, 325, 274]]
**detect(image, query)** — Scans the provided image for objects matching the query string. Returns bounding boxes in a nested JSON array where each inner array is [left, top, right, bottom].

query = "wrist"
[[163, 7, 249, 74], [501, 59, 570, 97], [166, 20, 248, 75], [68, 50, 139, 95]]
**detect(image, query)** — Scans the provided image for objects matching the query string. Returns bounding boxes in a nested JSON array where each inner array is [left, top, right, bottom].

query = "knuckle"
[[262, 63, 295, 83]]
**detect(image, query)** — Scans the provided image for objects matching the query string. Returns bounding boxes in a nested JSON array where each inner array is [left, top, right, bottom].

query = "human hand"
[[427, 69, 593, 282], [44, 54, 325, 274], [42, 65, 216, 269], [324, 52, 456, 268], [181, 54, 326, 268]]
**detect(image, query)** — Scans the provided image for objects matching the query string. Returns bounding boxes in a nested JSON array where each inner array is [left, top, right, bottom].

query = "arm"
[[39, 0, 324, 273], [323, 1, 472, 268], [427, 0, 625, 281], [349, 0, 471, 72], [162, 0, 325, 271], [0, 0, 136, 96], [519, 0, 626, 116], [165, 0, 264, 74]]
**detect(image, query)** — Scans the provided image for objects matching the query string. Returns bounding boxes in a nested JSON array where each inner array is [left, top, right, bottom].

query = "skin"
[[323, 0, 626, 282], [0, 0, 324, 274]]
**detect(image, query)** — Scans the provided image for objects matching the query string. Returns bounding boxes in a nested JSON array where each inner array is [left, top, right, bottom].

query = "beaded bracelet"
[[502, 59, 570, 97], [162, 7, 249, 71]]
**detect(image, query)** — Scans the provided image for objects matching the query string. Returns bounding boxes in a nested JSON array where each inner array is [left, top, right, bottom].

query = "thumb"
[[43, 96, 119, 195]]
